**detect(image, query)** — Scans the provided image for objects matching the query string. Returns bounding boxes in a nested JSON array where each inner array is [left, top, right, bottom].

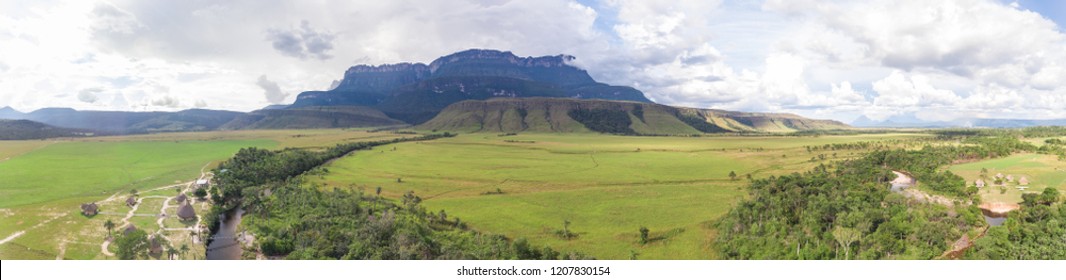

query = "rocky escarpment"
[[290, 49, 651, 123]]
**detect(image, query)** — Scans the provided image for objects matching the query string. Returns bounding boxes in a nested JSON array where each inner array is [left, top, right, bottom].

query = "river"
[[206, 208, 244, 260]]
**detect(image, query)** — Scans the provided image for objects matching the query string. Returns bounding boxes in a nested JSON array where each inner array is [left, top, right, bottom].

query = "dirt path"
[[55, 239, 68, 260], [98, 161, 215, 257], [0, 213, 68, 245]]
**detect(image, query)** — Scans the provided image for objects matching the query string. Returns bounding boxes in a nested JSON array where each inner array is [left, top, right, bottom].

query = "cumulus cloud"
[[77, 88, 101, 103], [3, 0, 1065, 123], [267, 21, 335, 60], [150, 95, 180, 108], [256, 75, 287, 104]]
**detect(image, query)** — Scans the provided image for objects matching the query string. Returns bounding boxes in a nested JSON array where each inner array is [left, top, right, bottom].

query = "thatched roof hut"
[[175, 193, 187, 204], [126, 196, 137, 207], [1006, 175, 1014, 182], [149, 236, 163, 255], [123, 224, 137, 236], [177, 203, 196, 221], [995, 173, 1004, 178], [1018, 177, 1029, 186], [975, 179, 985, 188], [80, 202, 99, 216]]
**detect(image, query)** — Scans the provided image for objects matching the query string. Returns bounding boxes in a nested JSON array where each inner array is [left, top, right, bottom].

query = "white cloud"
[[256, 75, 287, 104], [1, 0, 1064, 124]]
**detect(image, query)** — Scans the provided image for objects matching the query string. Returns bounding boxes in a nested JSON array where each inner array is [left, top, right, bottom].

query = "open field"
[[948, 153, 1066, 204], [0, 129, 406, 259], [308, 132, 930, 259], [0, 140, 54, 162]]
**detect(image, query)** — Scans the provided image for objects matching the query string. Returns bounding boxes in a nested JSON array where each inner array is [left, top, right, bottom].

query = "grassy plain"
[[0, 128, 404, 259], [308, 132, 929, 259], [948, 153, 1066, 204]]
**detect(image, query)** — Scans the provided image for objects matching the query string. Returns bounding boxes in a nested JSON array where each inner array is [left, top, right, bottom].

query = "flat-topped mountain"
[[417, 98, 850, 135], [293, 49, 650, 123]]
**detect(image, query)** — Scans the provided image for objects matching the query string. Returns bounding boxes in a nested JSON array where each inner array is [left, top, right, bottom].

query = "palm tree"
[[179, 244, 190, 260], [165, 245, 178, 260], [103, 219, 116, 238]]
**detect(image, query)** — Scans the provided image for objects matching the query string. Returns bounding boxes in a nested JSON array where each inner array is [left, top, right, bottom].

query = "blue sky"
[[1, 0, 1064, 123]]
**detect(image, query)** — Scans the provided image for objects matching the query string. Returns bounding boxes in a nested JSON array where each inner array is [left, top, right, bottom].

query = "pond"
[[206, 208, 244, 260], [981, 208, 1008, 227]]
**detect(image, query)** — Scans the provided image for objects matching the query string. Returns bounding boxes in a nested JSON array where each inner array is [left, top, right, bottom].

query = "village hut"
[[80, 202, 99, 216], [149, 236, 163, 255], [175, 193, 187, 204], [123, 224, 137, 236], [975, 179, 985, 188], [1018, 177, 1029, 186], [995, 173, 1004, 178], [126, 196, 137, 207], [196, 179, 209, 188], [1006, 175, 1014, 182], [177, 202, 197, 221]]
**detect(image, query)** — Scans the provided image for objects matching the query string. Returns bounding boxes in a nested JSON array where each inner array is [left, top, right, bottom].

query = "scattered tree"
[[832, 226, 862, 260], [638, 226, 650, 245], [114, 228, 149, 260], [179, 244, 190, 260], [103, 219, 116, 238], [193, 188, 208, 200], [729, 171, 737, 181]]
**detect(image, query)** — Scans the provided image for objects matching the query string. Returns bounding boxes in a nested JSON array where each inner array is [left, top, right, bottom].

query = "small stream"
[[206, 208, 244, 260]]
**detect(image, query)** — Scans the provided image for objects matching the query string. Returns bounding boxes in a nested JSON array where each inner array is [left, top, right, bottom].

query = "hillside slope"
[[220, 106, 405, 130], [0, 119, 92, 140], [417, 98, 849, 134]]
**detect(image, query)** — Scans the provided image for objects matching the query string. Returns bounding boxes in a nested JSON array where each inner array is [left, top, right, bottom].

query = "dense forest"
[[567, 108, 637, 135], [715, 135, 1062, 259], [968, 188, 1065, 259], [207, 133, 589, 259]]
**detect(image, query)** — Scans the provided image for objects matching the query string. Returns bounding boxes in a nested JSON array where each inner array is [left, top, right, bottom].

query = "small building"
[[1018, 177, 1029, 186], [175, 193, 187, 204], [123, 224, 138, 236], [80, 202, 99, 216], [1006, 175, 1014, 182], [975, 179, 985, 188], [126, 196, 137, 207], [196, 179, 210, 188], [995, 173, 1004, 178], [177, 202, 197, 221], [149, 236, 163, 255]]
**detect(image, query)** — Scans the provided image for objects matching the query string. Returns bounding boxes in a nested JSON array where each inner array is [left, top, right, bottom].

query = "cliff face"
[[334, 63, 431, 93], [290, 49, 651, 122]]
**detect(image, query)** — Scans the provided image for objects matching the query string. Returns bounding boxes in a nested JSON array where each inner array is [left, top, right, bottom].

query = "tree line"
[[205, 132, 591, 259], [714, 135, 1055, 259]]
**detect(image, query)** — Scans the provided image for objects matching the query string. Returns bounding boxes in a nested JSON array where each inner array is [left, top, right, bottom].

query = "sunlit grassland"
[[948, 153, 1066, 204], [308, 132, 929, 259], [0, 129, 404, 259]]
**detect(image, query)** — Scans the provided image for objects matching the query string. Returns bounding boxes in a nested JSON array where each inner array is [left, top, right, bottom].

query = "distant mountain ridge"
[[851, 114, 1066, 128], [0, 49, 867, 136], [292, 49, 650, 123], [417, 98, 850, 134], [0, 106, 405, 134], [0, 119, 93, 140]]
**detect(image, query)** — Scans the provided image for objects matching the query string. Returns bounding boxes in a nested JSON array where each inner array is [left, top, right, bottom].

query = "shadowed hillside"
[[417, 98, 849, 134]]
